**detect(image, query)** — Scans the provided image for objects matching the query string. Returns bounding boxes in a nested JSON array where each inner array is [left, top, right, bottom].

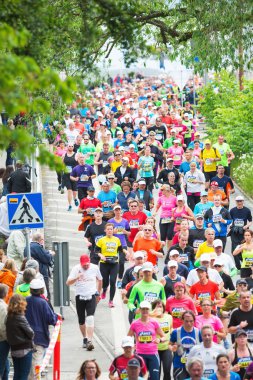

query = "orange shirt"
[[207, 189, 227, 202], [133, 237, 162, 266], [0, 269, 16, 303]]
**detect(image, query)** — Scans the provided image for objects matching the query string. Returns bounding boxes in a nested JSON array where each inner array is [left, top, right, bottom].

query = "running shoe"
[[58, 185, 61, 191], [83, 337, 87, 348], [117, 280, 122, 289], [101, 291, 106, 300], [87, 340, 94, 351], [60, 188, 64, 194], [67, 205, 72, 211], [109, 301, 115, 308], [74, 198, 79, 207]]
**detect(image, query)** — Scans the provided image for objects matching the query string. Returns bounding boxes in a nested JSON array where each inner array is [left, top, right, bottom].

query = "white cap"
[[213, 239, 223, 248], [133, 251, 144, 259], [169, 249, 180, 257], [210, 252, 217, 260], [106, 130, 112, 135], [129, 144, 135, 148], [177, 195, 184, 201], [171, 129, 176, 133], [122, 336, 135, 347], [235, 195, 244, 201], [97, 111, 103, 117], [139, 300, 151, 309], [142, 262, 154, 272], [168, 260, 178, 268], [138, 180, 146, 185], [213, 258, 225, 266], [174, 139, 180, 143], [133, 265, 143, 274], [125, 114, 131, 118], [148, 102, 153, 106], [113, 205, 121, 210], [122, 157, 129, 162], [117, 130, 124, 135], [30, 279, 44, 290], [119, 146, 125, 151], [200, 253, 211, 262]]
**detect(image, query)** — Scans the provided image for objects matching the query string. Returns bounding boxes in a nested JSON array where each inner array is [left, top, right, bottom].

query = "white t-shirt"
[[186, 268, 223, 286], [216, 253, 236, 274], [65, 128, 79, 144], [187, 342, 226, 377], [68, 264, 102, 297]]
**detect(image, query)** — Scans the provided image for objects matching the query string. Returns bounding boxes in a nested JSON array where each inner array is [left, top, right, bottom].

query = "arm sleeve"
[[127, 285, 138, 312]]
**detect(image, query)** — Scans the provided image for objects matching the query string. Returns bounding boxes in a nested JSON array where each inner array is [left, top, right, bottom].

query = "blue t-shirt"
[[188, 141, 204, 149], [138, 156, 154, 178], [170, 327, 202, 368], [97, 190, 117, 212], [194, 201, 214, 216], [108, 218, 130, 247], [70, 165, 95, 188], [208, 372, 240, 380], [179, 160, 200, 174], [138, 189, 153, 200]]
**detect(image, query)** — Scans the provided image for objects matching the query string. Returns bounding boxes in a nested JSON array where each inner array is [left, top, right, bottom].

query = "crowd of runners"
[[0, 74, 253, 380]]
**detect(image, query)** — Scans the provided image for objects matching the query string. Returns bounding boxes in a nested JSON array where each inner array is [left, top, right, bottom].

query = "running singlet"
[[241, 250, 253, 269], [96, 236, 121, 263], [63, 153, 77, 173]]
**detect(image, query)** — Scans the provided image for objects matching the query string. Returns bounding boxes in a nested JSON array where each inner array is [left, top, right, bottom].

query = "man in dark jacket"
[[26, 278, 58, 380], [30, 233, 55, 300], [7, 161, 31, 193], [114, 157, 135, 186], [134, 179, 153, 211]]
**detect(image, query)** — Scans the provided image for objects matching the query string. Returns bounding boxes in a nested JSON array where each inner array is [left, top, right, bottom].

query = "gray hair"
[[25, 259, 39, 271], [186, 357, 204, 372], [32, 233, 43, 242]]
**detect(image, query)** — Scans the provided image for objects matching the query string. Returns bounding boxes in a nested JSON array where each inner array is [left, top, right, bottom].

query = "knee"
[[86, 315, 94, 327]]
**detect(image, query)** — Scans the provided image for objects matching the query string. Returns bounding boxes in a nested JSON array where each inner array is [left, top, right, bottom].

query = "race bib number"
[[219, 149, 224, 155], [160, 321, 170, 334], [120, 370, 128, 379], [79, 295, 92, 301], [115, 226, 124, 234], [102, 161, 108, 167], [161, 217, 171, 224], [180, 353, 188, 364], [66, 165, 72, 173], [129, 220, 139, 228], [247, 330, 253, 341], [95, 235, 104, 243], [80, 174, 89, 181], [205, 158, 212, 165], [198, 292, 211, 301], [213, 214, 222, 223], [105, 242, 117, 252], [103, 201, 112, 208], [87, 208, 95, 215], [238, 357, 252, 368], [144, 292, 157, 303], [171, 307, 184, 318], [204, 369, 214, 376], [138, 331, 152, 343], [144, 163, 151, 172], [234, 219, 244, 227], [173, 155, 180, 161], [180, 253, 189, 262], [193, 240, 204, 248], [176, 217, 182, 224], [156, 134, 162, 140], [187, 176, 196, 183], [245, 258, 253, 268]]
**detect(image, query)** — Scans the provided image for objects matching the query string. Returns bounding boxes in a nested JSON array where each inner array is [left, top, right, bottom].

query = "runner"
[[66, 254, 102, 350], [70, 154, 96, 201], [62, 142, 79, 211]]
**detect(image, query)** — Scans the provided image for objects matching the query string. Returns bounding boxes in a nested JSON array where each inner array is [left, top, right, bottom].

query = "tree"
[[199, 71, 253, 156]]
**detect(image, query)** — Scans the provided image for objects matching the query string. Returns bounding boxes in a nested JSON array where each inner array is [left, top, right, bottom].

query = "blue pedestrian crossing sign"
[[7, 193, 44, 230]]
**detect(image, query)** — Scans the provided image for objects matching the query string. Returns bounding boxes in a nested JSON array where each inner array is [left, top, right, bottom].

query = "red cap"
[[80, 255, 90, 266], [210, 181, 218, 187]]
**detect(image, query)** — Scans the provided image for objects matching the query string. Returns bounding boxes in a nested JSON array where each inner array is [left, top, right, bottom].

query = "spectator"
[[0, 259, 17, 303], [0, 284, 9, 380], [7, 161, 31, 194], [7, 230, 26, 270]]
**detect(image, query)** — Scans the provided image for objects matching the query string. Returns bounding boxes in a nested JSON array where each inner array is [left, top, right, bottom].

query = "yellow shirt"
[[195, 241, 215, 259], [200, 148, 221, 172], [96, 236, 121, 263], [111, 161, 122, 173]]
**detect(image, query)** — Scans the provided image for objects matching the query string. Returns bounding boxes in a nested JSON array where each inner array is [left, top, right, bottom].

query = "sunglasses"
[[144, 229, 152, 232]]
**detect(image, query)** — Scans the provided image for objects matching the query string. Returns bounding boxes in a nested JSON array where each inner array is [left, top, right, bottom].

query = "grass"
[[231, 155, 253, 198]]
